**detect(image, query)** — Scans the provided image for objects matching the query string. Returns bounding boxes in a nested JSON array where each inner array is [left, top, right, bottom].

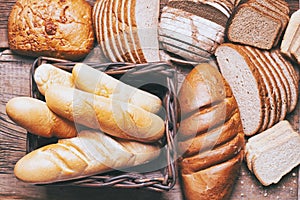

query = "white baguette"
[[45, 85, 165, 143], [6, 97, 77, 138], [14, 130, 160, 184], [72, 63, 162, 113], [34, 64, 74, 96]]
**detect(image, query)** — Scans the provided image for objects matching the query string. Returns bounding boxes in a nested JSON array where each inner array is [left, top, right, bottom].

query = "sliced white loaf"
[[245, 120, 300, 186]]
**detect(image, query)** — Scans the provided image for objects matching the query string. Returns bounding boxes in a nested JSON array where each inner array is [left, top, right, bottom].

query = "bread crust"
[[8, 0, 94, 60]]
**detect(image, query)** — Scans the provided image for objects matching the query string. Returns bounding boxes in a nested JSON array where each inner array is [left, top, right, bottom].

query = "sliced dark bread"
[[215, 43, 266, 136], [247, 0, 289, 47], [167, 0, 228, 28], [226, 4, 282, 50], [255, 0, 289, 16], [243, 46, 278, 130]]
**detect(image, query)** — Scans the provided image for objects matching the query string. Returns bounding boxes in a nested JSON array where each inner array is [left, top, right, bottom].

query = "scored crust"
[[159, 11, 225, 44]]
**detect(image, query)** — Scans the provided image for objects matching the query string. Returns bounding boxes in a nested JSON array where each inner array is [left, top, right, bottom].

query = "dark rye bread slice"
[[253, 49, 282, 126], [247, 0, 289, 47], [215, 43, 266, 136], [271, 50, 299, 113], [238, 46, 271, 132], [272, 0, 290, 15], [226, 4, 282, 50], [255, 0, 288, 15], [159, 10, 225, 44], [167, 0, 228, 28], [262, 51, 289, 121]]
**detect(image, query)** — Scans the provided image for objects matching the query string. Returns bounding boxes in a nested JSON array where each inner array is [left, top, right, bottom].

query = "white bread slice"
[[262, 51, 288, 121], [159, 10, 225, 44], [239, 46, 271, 132], [252, 49, 282, 127], [245, 120, 294, 172], [247, 121, 300, 186], [270, 50, 298, 113], [215, 43, 265, 136], [133, 0, 160, 62], [93, 0, 110, 59], [281, 10, 300, 58], [125, 0, 141, 63], [107, 0, 124, 62], [102, 0, 118, 62]]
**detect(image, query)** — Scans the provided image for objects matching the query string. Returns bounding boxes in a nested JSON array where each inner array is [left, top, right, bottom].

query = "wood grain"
[[0, 0, 299, 199]]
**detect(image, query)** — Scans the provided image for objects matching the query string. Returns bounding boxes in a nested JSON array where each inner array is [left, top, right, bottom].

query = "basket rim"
[[27, 56, 178, 192]]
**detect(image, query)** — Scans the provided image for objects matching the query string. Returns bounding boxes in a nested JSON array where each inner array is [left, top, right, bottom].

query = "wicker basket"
[[27, 56, 178, 191]]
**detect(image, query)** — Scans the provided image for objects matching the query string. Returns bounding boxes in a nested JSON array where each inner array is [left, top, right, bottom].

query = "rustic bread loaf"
[[8, 0, 94, 61], [45, 86, 165, 143], [14, 130, 160, 184], [245, 120, 300, 186], [158, 0, 231, 62], [177, 63, 245, 200], [6, 97, 77, 138]]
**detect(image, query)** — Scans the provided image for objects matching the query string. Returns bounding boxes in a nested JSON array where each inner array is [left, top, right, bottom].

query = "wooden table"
[[0, 0, 299, 199]]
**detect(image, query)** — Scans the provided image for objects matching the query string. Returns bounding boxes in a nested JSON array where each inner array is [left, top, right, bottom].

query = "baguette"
[[34, 64, 74, 96], [45, 85, 165, 143], [72, 63, 162, 113], [6, 97, 77, 138], [14, 130, 160, 184]]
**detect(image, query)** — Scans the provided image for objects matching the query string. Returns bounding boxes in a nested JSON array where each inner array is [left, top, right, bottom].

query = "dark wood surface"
[[0, 0, 299, 199]]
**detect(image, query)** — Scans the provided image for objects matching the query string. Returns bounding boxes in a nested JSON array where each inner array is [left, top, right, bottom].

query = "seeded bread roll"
[[8, 0, 95, 60], [177, 64, 245, 200]]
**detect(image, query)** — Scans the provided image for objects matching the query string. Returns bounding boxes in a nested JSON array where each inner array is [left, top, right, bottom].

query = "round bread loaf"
[[177, 63, 245, 200], [8, 0, 95, 61]]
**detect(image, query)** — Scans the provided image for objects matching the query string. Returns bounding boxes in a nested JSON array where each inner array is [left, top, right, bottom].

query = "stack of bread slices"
[[281, 9, 300, 64], [215, 43, 299, 136], [226, 0, 290, 50], [158, 0, 238, 62], [92, 0, 160, 63]]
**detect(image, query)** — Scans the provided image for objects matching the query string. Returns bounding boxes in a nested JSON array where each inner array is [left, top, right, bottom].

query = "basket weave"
[[27, 56, 178, 191]]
